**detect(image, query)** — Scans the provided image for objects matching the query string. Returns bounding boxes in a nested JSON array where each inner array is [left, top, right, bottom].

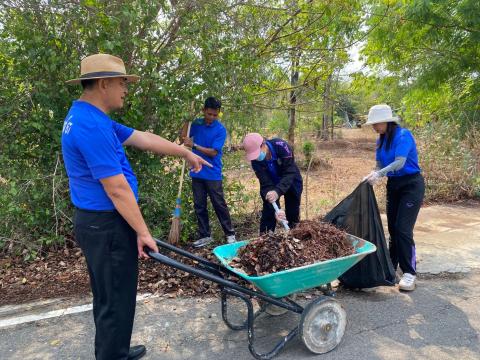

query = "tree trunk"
[[330, 101, 334, 139], [321, 74, 332, 140], [288, 55, 299, 145]]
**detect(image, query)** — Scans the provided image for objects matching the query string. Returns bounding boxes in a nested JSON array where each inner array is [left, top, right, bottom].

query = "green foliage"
[[0, 163, 71, 253], [3, 0, 479, 255], [335, 93, 357, 121], [349, 0, 480, 201], [347, 74, 406, 115], [302, 141, 315, 163], [0, 0, 267, 253], [267, 112, 289, 137], [252, 0, 364, 143], [362, 0, 480, 128]]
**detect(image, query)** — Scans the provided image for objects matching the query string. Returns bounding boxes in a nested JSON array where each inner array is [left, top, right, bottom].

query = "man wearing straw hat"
[[62, 53, 210, 359]]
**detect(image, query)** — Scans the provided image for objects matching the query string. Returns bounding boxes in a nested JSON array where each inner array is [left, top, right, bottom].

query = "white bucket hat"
[[365, 104, 399, 125]]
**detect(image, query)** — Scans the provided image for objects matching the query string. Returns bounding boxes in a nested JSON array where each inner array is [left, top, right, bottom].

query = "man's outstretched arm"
[[123, 130, 212, 171]]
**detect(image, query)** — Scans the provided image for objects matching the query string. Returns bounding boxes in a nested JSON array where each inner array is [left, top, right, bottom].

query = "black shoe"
[[128, 345, 146, 360]]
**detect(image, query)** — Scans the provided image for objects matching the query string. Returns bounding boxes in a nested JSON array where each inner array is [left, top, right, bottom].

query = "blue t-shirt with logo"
[[61, 100, 138, 210], [376, 126, 421, 177], [189, 118, 226, 181]]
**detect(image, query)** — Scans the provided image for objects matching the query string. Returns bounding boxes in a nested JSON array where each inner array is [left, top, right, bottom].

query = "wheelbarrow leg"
[[221, 288, 299, 360], [221, 290, 263, 331]]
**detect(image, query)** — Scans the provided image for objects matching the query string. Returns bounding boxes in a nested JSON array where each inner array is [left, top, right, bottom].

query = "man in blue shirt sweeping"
[[180, 97, 236, 247], [62, 54, 210, 360]]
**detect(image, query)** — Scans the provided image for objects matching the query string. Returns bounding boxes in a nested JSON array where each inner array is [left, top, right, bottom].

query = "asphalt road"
[[2, 203, 480, 360], [1, 271, 479, 360]]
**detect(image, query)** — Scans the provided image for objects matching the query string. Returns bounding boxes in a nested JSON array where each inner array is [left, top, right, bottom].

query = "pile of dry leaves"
[[230, 220, 354, 276]]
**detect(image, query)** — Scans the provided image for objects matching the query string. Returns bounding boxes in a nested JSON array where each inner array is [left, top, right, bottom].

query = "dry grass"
[[416, 124, 480, 202]]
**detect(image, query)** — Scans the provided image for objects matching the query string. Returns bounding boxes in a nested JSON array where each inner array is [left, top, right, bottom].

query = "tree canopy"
[[1, 0, 478, 254]]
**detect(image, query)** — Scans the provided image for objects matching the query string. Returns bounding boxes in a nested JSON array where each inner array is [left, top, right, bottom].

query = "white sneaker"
[[399, 273, 416, 291], [193, 236, 213, 248], [226, 235, 237, 244]]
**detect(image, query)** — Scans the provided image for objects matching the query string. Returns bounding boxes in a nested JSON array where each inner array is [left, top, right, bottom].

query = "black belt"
[[75, 207, 117, 213]]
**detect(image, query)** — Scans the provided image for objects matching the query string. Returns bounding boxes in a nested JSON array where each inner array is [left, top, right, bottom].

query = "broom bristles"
[[168, 216, 181, 245]]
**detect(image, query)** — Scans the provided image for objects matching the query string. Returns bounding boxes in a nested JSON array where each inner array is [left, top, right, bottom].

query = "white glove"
[[265, 190, 279, 203], [363, 170, 382, 185], [275, 209, 287, 222]]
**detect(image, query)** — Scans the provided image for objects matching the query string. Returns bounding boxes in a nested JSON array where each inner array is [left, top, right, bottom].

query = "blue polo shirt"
[[376, 126, 421, 177], [189, 118, 226, 181], [61, 100, 138, 210]]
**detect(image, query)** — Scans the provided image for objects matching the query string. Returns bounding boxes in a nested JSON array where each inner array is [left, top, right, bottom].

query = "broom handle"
[[176, 121, 192, 200], [177, 160, 186, 199]]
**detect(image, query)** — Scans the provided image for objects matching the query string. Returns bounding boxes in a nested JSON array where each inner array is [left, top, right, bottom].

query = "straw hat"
[[66, 54, 140, 85], [365, 104, 399, 125]]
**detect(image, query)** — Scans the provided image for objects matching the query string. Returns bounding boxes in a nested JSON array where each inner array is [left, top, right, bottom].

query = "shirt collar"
[[266, 140, 277, 161], [204, 119, 218, 127], [73, 100, 109, 118]]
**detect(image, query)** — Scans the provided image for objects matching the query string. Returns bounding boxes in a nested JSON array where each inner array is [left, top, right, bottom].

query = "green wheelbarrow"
[[149, 234, 376, 359]]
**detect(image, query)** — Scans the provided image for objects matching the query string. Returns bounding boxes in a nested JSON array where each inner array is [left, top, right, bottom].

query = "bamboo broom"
[[168, 122, 191, 245]]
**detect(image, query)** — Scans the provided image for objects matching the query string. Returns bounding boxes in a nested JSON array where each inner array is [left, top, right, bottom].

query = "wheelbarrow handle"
[[152, 238, 236, 277], [272, 202, 290, 230], [147, 249, 303, 313]]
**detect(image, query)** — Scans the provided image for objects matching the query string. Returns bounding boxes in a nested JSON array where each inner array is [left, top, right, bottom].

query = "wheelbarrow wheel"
[[299, 297, 346, 354], [259, 294, 297, 316]]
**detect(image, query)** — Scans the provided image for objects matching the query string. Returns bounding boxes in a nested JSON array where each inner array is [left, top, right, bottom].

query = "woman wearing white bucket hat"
[[363, 104, 425, 291]]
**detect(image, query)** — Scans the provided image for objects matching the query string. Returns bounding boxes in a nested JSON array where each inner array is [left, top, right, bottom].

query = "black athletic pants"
[[260, 188, 301, 233], [191, 178, 235, 238], [386, 173, 425, 276], [74, 209, 138, 360]]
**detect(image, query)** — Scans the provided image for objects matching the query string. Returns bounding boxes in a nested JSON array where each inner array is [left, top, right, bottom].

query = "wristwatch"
[[192, 143, 198, 150]]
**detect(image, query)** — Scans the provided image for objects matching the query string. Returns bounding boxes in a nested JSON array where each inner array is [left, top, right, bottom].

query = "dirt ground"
[[226, 127, 384, 218], [1, 128, 384, 306]]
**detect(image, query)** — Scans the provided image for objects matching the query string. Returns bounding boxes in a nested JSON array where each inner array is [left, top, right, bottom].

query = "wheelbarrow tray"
[[213, 234, 376, 298]]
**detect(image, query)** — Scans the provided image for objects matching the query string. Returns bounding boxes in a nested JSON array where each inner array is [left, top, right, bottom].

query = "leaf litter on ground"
[[2, 222, 352, 305]]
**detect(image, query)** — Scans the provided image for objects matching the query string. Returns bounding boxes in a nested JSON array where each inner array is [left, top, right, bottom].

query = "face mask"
[[257, 151, 266, 161]]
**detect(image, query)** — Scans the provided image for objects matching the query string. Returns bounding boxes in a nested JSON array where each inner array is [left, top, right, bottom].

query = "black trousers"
[[74, 209, 138, 360], [191, 178, 235, 238], [260, 188, 301, 233], [386, 173, 425, 276]]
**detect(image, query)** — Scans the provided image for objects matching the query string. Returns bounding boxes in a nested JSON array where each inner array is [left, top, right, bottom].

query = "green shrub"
[[0, 151, 254, 254], [302, 141, 315, 168], [0, 1, 264, 255]]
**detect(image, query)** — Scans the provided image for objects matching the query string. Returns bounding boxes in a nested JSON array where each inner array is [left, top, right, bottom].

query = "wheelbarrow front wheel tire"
[[299, 297, 347, 354]]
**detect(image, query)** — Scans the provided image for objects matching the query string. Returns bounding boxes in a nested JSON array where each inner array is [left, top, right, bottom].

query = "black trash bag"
[[324, 181, 396, 288]]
